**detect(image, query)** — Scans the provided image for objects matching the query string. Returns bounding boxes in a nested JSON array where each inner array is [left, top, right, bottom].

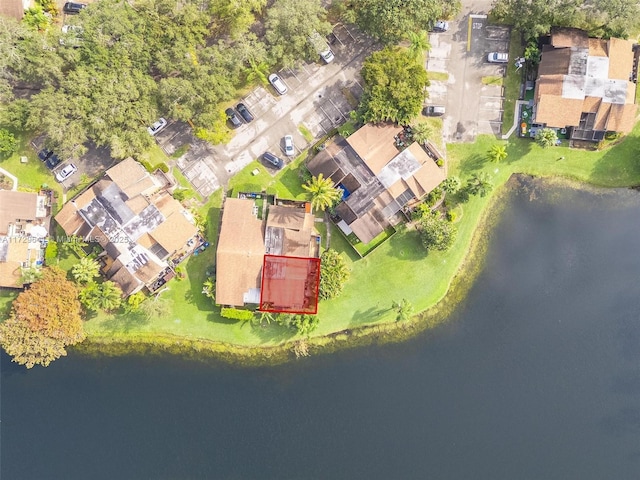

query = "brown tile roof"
[[108, 265, 142, 296], [106, 157, 158, 198], [137, 232, 155, 249], [588, 38, 608, 57], [593, 102, 611, 131], [135, 260, 164, 284], [607, 38, 635, 80], [0, 191, 38, 235], [0, 262, 22, 288], [387, 179, 408, 199], [126, 195, 150, 215], [306, 150, 342, 180], [551, 28, 588, 48], [216, 198, 265, 307], [0, 0, 24, 20], [607, 103, 638, 133], [267, 205, 306, 230], [535, 30, 637, 134], [538, 48, 571, 76], [74, 186, 98, 209], [535, 75, 565, 98], [350, 212, 385, 244], [534, 95, 584, 128], [346, 123, 403, 174], [153, 192, 182, 217], [149, 212, 197, 258], [583, 96, 602, 113], [122, 176, 158, 199]]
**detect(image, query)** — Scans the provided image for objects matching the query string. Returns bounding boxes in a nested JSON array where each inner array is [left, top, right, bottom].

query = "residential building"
[[533, 28, 638, 142], [0, 0, 27, 21], [216, 195, 320, 312], [55, 157, 200, 296], [0, 190, 51, 288], [307, 123, 446, 244]]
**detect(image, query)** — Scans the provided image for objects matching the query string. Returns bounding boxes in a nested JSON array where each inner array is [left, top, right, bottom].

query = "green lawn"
[[427, 71, 449, 82], [482, 75, 503, 86], [0, 129, 64, 202], [501, 31, 525, 135], [14, 122, 640, 352]]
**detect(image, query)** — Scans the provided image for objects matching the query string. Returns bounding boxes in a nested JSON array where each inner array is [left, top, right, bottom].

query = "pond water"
[[2, 180, 640, 479]]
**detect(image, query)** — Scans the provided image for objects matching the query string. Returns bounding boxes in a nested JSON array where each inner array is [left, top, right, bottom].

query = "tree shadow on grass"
[[277, 167, 306, 198], [590, 133, 640, 186], [458, 153, 488, 175], [385, 228, 425, 261], [504, 137, 533, 164], [99, 311, 149, 333], [249, 322, 296, 345], [349, 306, 389, 327]]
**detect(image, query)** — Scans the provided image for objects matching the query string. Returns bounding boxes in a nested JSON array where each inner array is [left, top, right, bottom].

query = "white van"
[[268, 74, 288, 95]]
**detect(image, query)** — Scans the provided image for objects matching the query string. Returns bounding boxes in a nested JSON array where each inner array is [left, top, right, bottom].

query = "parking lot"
[[426, 8, 510, 142], [156, 22, 374, 195]]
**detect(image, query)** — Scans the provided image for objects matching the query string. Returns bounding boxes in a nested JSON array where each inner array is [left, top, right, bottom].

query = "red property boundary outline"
[[258, 254, 321, 315]]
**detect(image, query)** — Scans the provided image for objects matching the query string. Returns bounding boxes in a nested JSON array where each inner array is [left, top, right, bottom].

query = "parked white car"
[[487, 52, 509, 63], [268, 74, 288, 95], [284, 135, 295, 156], [147, 118, 167, 136], [55, 163, 78, 182]]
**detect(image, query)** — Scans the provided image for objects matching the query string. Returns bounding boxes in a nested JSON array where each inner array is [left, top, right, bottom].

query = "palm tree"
[[467, 172, 493, 197], [302, 174, 342, 212], [412, 121, 435, 144], [97, 281, 122, 311], [202, 278, 215, 300], [392, 298, 414, 322], [441, 176, 461, 195], [407, 30, 431, 62], [71, 257, 100, 284], [79, 281, 122, 312], [488, 144, 508, 163], [245, 59, 270, 86]]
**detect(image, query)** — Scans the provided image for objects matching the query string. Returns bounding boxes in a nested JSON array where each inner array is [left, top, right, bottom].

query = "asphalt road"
[[426, 0, 511, 143], [159, 24, 377, 197]]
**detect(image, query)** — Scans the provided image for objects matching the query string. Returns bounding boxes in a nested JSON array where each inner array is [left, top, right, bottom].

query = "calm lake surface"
[[2, 180, 640, 480]]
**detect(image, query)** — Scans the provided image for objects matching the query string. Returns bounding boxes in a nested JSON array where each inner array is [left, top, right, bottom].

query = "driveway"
[[426, 0, 510, 142], [160, 24, 375, 197]]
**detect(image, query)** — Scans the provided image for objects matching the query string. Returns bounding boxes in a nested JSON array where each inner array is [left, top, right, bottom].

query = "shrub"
[[419, 212, 457, 251], [436, 159, 444, 167], [44, 240, 58, 264], [173, 189, 188, 201], [446, 210, 457, 222], [319, 249, 350, 300], [140, 160, 154, 172], [0, 129, 17, 157], [221, 307, 255, 321], [157, 162, 169, 173], [535, 128, 558, 148]]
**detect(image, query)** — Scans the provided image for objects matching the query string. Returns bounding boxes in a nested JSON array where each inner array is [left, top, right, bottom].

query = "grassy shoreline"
[[8, 122, 640, 365]]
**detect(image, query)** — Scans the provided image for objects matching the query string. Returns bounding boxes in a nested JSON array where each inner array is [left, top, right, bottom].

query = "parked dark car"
[[45, 154, 61, 170], [63, 2, 87, 14], [422, 105, 446, 116], [262, 152, 284, 169], [225, 108, 242, 128], [38, 149, 53, 162], [236, 103, 254, 123]]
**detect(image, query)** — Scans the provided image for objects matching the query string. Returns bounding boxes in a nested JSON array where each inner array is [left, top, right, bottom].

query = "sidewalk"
[[0, 166, 18, 190]]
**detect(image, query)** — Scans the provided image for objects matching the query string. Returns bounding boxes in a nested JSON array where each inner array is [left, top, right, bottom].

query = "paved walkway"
[[0, 166, 18, 190], [502, 100, 528, 139]]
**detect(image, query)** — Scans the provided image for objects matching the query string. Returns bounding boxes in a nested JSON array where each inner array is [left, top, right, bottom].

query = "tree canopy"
[[347, 0, 461, 44], [418, 211, 457, 251], [360, 47, 429, 125], [491, 0, 640, 40], [265, 0, 332, 67], [303, 174, 343, 212], [319, 249, 350, 300], [0, 267, 85, 368], [0, 0, 333, 157]]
